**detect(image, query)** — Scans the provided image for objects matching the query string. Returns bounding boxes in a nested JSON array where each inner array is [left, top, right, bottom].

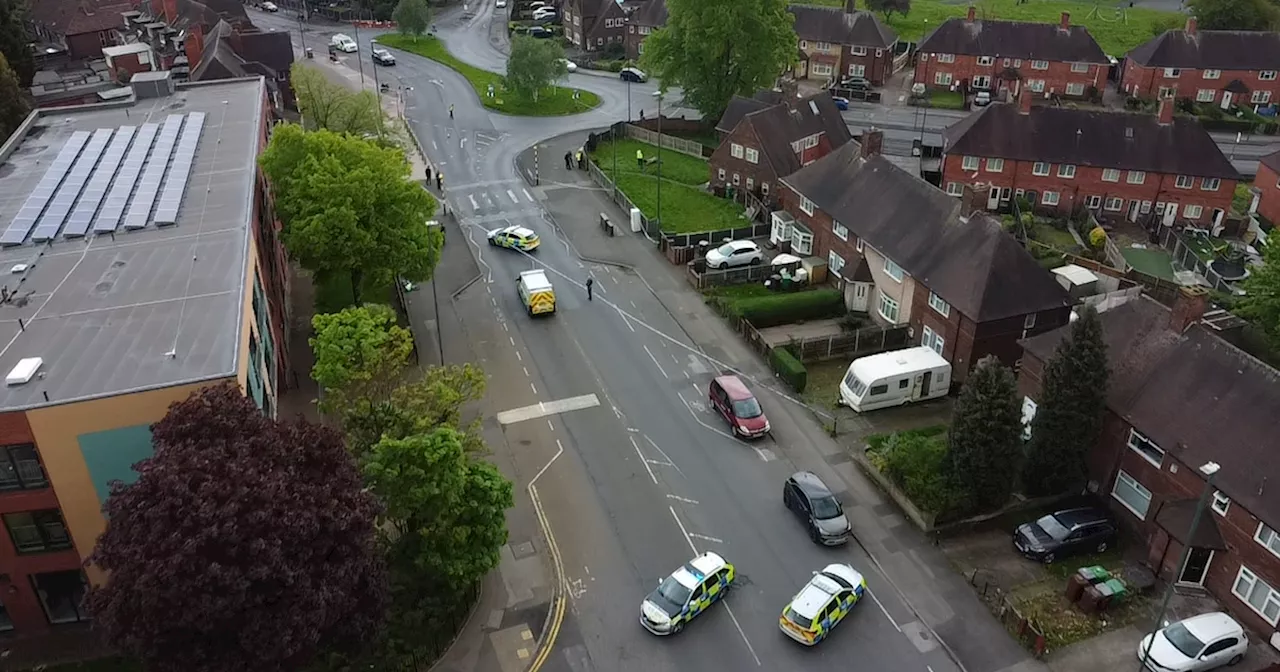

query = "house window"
[[1257, 523, 1280, 558], [1085, 194, 1102, 209], [1141, 200, 1153, 213], [761, 182, 769, 195], [1126, 428, 1165, 467], [876, 49, 883, 57], [946, 182, 963, 196], [1202, 177, 1220, 191], [812, 63, 834, 77], [4, 510, 72, 554], [935, 72, 953, 86], [32, 571, 90, 625], [717, 168, 726, 181], [922, 325, 944, 354], [883, 258, 904, 282], [828, 251, 846, 276], [1032, 162, 1051, 176], [1261, 70, 1278, 81], [1127, 170, 1146, 185], [1013, 59, 1022, 67], [803, 135, 820, 149], [1233, 566, 1280, 625], [732, 173, 740, 185], [1158, 85, 1177, 99], [1058, 164, 1076, 178], [1184, 204, 1204, 219], [986, 158, 1004, 172], [731, 143, 744, 159], [1102, 168, 1120, 182], [1175, 174, 1194, 189], [854, 239, 865, 254], [1041, 191, 1060, 206], [878, 293, 900, 322], [1111, 470, 1152, 519], [0, 444, 47, 491], [1211, 491, 1231, 516], [1254, 90, 1273, 104], [928, 291, 951, 317], [1030, 60, 1049, 70], [1163, 67, 1181, 77], [849, 64, 866, 77], [799, 196, 815, 216], [1197, 89, 1216, 102], [937, 53, 955, 63], [1203, 69, 1221, 79], [1066, 82, 1085, 96], [745, 148, 759, 164], [1023, 313, 1036, 329], [833, 220, 849, 241], [746, 177, 754, 190], [1105, 196, 1123, 211], [815, 41, 831, 52], [1071, 62, 1089, 73], [973, 76, 992, 90], [977, 56, 994, 66], [962, 156, 980, 171], [852, 46, 868, 56]]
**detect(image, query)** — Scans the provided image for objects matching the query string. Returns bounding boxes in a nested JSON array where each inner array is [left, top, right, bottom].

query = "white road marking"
[[508, 189, 519, 203], [469, 194, 479, 210], [645, 459, 673, 467], [633, 436, 658, 485], [495, 394, 601, 425], [675, 392, 775, 462], [645, 436, 683, 477], [523, 188, 534, 201], [531, 382, 538, 394], [666, 494, 699, 505], [509, 336, 515, 346], [548, 420, 555, 430], [867, 589, 902, 632], [515, 350, 523, 361], [668, 507, 760, 666], [502, 322, 508, 331], [630, 300, 637, 309], [523, 367, 530, 377], [669, 507, 698, 554], [431, 139, 439, 151], [616, 307, 635, 332], [688, 533, 723, 544], [643, 345, 669, 379]]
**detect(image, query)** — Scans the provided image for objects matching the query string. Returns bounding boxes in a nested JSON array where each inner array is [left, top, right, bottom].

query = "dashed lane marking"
[[688, 533, 724, 544], [496, 394, 601, 425], [632, 436, 658, 485], [666, 494, 699, 505]]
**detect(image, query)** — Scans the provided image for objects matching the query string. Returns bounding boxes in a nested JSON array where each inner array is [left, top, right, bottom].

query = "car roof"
[[790, 471, 833, 499], [1050, 507, 1111, 528], [713, 375, 754, 400], [1176, 612, 1242, 640], [688, 551, 727, 576], [724, 239, 757, 249]]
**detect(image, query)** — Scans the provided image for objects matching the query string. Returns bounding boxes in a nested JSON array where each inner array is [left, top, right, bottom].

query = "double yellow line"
[[526, 441, 567, 672]]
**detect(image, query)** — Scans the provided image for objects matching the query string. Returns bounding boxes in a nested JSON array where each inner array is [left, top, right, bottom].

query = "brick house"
[[1255, 150, 1280, 227], [25, 0, 134, 60], [624, 0, 666, 60], [1122, 17, 1280, 107], [1017, 289, 1280, 642], [914, 7, 1109, 99], [778, 135, 1072, 384], [564, 0, 629, 52], [788, 1, 899, 86], [940, 93, 1241, 227], [709, 93, 852, 204]]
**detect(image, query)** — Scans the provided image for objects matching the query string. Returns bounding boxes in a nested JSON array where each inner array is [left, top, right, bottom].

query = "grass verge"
[[375, 34, 600, 116], [611, 172, 748, 234], [1010, 576, 1148, 650], [927, 89, 966, 110], [590, 138, 711, 186], [800, 360, 849, 410]]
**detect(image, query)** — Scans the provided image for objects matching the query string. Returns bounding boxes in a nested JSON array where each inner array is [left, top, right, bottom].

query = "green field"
[[801, 0, 1182, 55], [589, 138, 747, 233], [590, 138, 711, 186], [375, 34, 600, 116]]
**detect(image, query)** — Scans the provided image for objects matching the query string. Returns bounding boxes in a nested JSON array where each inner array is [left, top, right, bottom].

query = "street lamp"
[[352, 19, 366, 86], [656, 90, 664, 230], [1137, 461, 1221, 672]]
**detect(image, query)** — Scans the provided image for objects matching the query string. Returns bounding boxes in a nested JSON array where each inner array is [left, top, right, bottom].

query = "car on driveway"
[[831, 96, 849, 110], [640, 552, 735, 635], [559, 58, 577, 72], [487, 225, 541, 251], [529, 26, 553, 38], [620, 67, 648, 83], [838, 75, 871, 90], [973, 90, 992, 107], [779, 563, 866, 645], [1138, 612, 1247, 671], [783, 471, 851, 545], [261, 1, 278, 10], [708, 375, 769, 439], [496, 0, 507, 6], [372, 48, 395, 65], [1014, 506, 1116, 564], [704, 240, 762, 269]]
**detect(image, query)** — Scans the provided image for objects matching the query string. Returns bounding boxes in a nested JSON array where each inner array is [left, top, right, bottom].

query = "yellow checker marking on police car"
[[529, 292, 554, 314]]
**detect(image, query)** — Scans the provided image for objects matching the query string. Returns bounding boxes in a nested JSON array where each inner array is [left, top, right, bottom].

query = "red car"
[[709, 375, 770, 439]]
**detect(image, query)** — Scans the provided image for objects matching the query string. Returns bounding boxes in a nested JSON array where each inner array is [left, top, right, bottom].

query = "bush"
[[867, 429, 956, 515], [593, 59, 626, 72], [770, 347, 807, 393], [1088, 226, 1107, 249], [728, 289, 845, 328]]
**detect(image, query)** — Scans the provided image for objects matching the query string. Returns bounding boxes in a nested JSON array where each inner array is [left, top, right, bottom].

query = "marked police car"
[[640, 552, 735, 635], [779, 563, 866, 646], [487, 225, 540, 251]]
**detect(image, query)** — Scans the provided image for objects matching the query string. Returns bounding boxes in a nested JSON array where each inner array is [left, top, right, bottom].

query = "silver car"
[[704, 240, 763, 270]]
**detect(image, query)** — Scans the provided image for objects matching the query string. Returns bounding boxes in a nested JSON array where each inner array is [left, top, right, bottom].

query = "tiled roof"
[[783, 142, 1070, 321], [1261, 148, 1280, 175], [738, 94, 852, 179], [715, 90, 786, 133], [1127, 28, 1280, 71], [787, 4, 897, 49], [27, 0, 136, 36], [942, 102, 1240, 180], [918, 16, 1108, 62], [630, 0, 666, 26]]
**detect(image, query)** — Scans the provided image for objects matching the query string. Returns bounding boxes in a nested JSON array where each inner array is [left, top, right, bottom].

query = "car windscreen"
[[784, 606, 813, 630], [1162, 622, 1206, 658], [812, 496, 842, 520], [657, 576, 692, 607], [732, 397, 762, 419], [1035, 515, 1072, 541], [714, 243, 736, 257]]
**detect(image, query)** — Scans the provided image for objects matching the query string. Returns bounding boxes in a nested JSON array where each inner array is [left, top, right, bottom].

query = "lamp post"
[[1137, 461, 1221, 671], [352, 19, 366, 86], [656, 91, 663, 230], [626, 79, 632, 122]]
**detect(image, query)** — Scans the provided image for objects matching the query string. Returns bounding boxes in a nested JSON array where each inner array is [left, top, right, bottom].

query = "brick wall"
[[841, 44, 895, 86], [916, 52, 1103, 98], [1257, 162, 1280, 226], [624, 22, 657, 60], [709, 123, 776, 195], [1122, 63, 1280, 106]]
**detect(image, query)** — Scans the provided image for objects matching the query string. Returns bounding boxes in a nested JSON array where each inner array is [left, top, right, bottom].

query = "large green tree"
[[1187, 0, 1277, 30], [290, 63, 385, 137], [0, 0, 34, 87], [392, 0, 431, 37], [1021, 305, 1110, 496], [1238, 240, 1280, 351], [259, 125, 440, 304], [311, 304, 414, 415], [505, 35, 566, 102], [640, 0, 797, 122], [944, 356, 1024, 513], [0, 52, 29, 140]]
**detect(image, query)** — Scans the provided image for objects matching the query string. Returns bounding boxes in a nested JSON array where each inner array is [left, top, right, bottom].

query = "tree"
[[505, 35, 567, 102], [865, 0, 910, 19], [259, 125, 441, 304], [85, 383, 388, 672], [944, 356, 1023, 513], [0, 52, 29, 141], [1188, 0, 1277, 30], [290, 63, 385, 137], [640, 0, 797, 123], [392, 0, 431, 37], [1238, 240, 1280, 352], [1021, 305, 1110, 496], [0, 0, 34, 87], [310, 304, 413, 415]]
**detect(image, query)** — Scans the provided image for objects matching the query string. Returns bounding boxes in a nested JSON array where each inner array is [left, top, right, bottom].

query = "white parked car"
[[330, 34, 358, 53], [532, 7, 556, 20], [705, 240, 763, 270], [261, 1, 278, 11], [559, 58, 577, 72], [1137, 612, 1247, 671], [496, 0, 507, 6]]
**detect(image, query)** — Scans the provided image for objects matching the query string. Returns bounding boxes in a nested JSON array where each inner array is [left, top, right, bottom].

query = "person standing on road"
[[636, 148, 644, 169], [435, 171, 443, 191], [449, 104, 455, 119], [426, 165, 433, 184], [586, 277, 594, 301], [564, 151, 573, 170]]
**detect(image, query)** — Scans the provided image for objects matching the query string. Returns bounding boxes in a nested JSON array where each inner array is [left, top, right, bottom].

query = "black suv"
[[1014, 507, 1117, 564], [783, 472, 851, 546]]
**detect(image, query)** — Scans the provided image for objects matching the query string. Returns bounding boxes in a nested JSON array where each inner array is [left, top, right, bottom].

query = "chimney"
[[1185, 16, 1197, 35], [185, 25, 205, 71], [860, 128, 884, 157], [844, 0, 856, 13], [1018, 88, 1033, 114], [967, 5, 976, 21], [1169, 285, 1209, 333], [959, 183, 990, 218], [1157, 96, 1174, 125], [1060, 11, 1070, 29]]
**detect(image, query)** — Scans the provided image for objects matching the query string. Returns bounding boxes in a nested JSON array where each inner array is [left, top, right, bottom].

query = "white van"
[[838, 346, 950, 412], [330, 34, 358, 53]]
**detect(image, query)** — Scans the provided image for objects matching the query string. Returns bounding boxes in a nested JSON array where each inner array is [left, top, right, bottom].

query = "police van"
[[517, 269, 555, 316]]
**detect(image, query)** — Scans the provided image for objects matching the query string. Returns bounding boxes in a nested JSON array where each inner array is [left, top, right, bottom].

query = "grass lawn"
[[866, 423, 948, 453], [375, 34, 600, 116], [799, 0, 1180, 55], [1031, 223, 1080, 252], [610, 172, 748, 234], [1121, 247, 1176, 281], [800, 360, 850, 410], [591, 138, 711, 186], [670, 129, 722, 149], [928, 89, 966, 110]]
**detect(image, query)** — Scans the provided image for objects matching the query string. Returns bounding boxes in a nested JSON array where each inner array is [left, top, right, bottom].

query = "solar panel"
[[62, 126, 136, 238], [93, 123, 159, 234], [153, 113, 205, 226], [32, 129, 115, 242], [0, 131, 91, 246], [123, 115, 184, 231]]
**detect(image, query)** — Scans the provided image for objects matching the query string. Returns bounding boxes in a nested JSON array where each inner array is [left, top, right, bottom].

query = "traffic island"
[[375, 34, 601, 116]]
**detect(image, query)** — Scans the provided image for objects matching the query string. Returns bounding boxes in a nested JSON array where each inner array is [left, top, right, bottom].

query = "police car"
[[487, 225, 540, 251], [640, 552, 735, 635], [779, 563, 866, 645]]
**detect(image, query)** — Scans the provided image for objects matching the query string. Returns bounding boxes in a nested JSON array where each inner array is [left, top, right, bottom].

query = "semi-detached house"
[[623, 0, 666, 59], [1122, 18, 1280, 107], [940, 93, 1240, 227], [563, 0, 629, 52], [788, 1, 899, 86], [778, 136, 1072, 385], [1018, 289, 1280, 645], [914, 7, 1109, 99]]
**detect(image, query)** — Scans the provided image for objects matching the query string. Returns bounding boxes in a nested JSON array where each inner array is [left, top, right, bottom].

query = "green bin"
[[1078, 565, 1111, 582]]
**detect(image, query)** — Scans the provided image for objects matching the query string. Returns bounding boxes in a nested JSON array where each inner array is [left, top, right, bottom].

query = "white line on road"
[[668, 507, 761, 666], [523, 188, 534, 201], [502, 322, 508, 331], [688, 532, 723, 544], [531, 382, 538, 395], [676, 392, 775, 463], [507, 189, 519, 203], [867, 589, 902, 632], [515, 350, 523, 361], [469, 194, 479, 210], [645, 459, 673, 467], [643, 344, 669, 379], [645, 436, 684, 478], [495, 394, 601, 425], [616, 306, 635, 332], [633, 437, 658, 485], [547, 420, 554, 430], [523, 367, 530, 377], [509, 336, 515, 346], [432, 140, 438, 151], [666, 494, 699, 505], [669, 507, 698, 554]]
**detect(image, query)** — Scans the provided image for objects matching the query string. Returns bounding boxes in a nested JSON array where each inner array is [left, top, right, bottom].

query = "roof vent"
[[6, 357, 43, 386], [1124, 127, 1134, 139], [809, 99, 819, 115], [9, 264, 27, 274]]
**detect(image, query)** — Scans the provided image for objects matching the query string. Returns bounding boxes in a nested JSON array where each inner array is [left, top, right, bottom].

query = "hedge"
[[730, 289, 845, 328], [769, 347, 808, 393]]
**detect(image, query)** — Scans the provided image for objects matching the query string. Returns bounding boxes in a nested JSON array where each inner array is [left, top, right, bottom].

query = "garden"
[[375, 34, 600, 116]]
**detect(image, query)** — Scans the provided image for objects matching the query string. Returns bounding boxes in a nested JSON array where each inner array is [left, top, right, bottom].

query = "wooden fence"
[[685, 259, 800, 290], [586, 158, 658, 237], [732, 316, 910, 364], [967, 570, 1049, 659], [623, 123, 709, 159]]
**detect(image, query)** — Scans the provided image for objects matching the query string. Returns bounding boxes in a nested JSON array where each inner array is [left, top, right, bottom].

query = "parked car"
[[1013, 507, 1116, 564], [620, 67, 648, 83], [529, 26, 553, 38], [838, 75, 871, 90], [973, 91, 992, 107], [532, 7, 556, 20], [372, 48, 395, 65], [1138, 612, 1247, 671], [783, 472, 851, 545], [496, 0, 507, 6], [261, 1, 278, 10], [708, 375, 769, 439], [703, 240, 762, 269], [330, 34, 358, 53], [831, 96, 849, 111], [559, 58, 577, 73]]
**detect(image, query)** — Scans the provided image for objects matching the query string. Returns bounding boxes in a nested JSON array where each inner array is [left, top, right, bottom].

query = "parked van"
[[517, 269, 555, 316], [330, 34, 358, 53], [838, 346, 950, 412]]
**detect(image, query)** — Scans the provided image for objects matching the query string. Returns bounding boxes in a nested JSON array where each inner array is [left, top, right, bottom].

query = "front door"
[[1178, 547, 1214, 585], [1163, 203, 1178, 226], [1221, 91, 1233, 110], [987, 189, 1000, 210], [847, 281, 869, 312], [1127, 199, 1142, 222]]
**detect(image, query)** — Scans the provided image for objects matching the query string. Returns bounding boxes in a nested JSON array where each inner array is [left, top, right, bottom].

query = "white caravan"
[[838, 346, 950, 412]]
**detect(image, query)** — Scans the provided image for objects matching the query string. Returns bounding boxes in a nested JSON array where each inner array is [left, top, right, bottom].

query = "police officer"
[[449, 104, 455, 119], [435, 171, 443, 191], [636, 148, 644, 169], [586, 277, 594, 301]]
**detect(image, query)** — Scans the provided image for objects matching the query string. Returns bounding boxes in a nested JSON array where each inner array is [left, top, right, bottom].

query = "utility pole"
[[352, 19, 366, 86], [656, 92, 663, 230]]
